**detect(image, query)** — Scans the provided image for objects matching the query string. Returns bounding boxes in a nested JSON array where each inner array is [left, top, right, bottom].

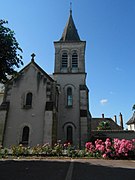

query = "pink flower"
[[64, 143, 67, 147], [85, 142, 95, 152], [95, 144, 105, 152], [105, 138, 112, 149], [102, 153, 107, 158], [106, 148, 111, 153]]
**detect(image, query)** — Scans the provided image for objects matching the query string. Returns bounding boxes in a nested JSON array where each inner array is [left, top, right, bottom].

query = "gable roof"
[[126, 112, 135, 125], [60, 10, 81, 42], [7, 60, 55, 83], [32, 61, 54, 82], [91, 118, 122, 130]]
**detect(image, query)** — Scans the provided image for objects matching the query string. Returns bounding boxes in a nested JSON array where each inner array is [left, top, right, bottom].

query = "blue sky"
[[1, 0, 135, 128]]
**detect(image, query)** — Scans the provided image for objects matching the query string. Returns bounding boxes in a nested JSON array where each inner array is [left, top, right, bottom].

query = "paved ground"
[[0, 159, 135, 180]]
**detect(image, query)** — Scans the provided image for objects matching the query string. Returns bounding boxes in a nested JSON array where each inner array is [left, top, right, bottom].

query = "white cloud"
[[115, 67, 122, 71], [100, 99, 108, 105]]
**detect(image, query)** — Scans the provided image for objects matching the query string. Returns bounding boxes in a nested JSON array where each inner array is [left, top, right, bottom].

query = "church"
[[0, 9, 91, 148]]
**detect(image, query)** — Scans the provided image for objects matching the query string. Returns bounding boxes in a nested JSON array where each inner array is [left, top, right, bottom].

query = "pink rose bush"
[[0, 138, 135, 159], [85, 138, 135, 159]]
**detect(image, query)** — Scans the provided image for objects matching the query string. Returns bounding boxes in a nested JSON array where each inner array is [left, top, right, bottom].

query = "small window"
[[67, 126, 73, 143], [21, 126, 29, 146], [26, 92, 32, 107], [62, 53, 68, 68], [72, 52, 78, 68], [67, 87, 72, 107]]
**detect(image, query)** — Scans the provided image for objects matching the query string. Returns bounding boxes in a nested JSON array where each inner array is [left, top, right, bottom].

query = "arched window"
[[61, 52, 68, 68], [67, 126, 73, 143], [22, 126, 29, 145], [67, 87, 72, 107], [72, 52, 78, 68], [26, 92, 32, 106]]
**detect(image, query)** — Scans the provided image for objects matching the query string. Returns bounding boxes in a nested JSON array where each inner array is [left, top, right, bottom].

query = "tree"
[[0, 20, 23, 83], [97, 121, 111, 130], [132, 104, 135, 111]]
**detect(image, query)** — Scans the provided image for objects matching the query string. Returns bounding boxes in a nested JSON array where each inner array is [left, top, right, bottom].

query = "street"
[[0, 159, 135, 180]]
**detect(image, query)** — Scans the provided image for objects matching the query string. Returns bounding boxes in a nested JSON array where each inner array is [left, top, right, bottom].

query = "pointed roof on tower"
[[60, 9, 81, 42]]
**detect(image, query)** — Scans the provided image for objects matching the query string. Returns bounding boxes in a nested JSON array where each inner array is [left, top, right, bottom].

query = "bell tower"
[[54, 9, 86, 74], [53, 9, 91, 147]]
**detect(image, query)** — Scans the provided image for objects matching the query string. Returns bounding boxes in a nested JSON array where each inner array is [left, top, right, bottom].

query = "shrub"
[[31, 144, 42, 156], [41, 143, 52, 156], [97, 121, 111, 130], [11, 144, 30, 157], [85, 138, 135, 159], [52, 143, 63, 156]]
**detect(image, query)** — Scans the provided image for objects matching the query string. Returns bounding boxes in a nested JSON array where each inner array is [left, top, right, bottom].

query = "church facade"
[[0, 10, 91, 148]]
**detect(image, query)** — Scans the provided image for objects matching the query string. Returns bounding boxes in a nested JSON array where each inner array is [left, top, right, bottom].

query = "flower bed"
[[0, 138, 135, 159]]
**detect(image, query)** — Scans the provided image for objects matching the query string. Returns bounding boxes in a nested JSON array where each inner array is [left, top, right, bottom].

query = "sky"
[[0, 0, 135, 128]]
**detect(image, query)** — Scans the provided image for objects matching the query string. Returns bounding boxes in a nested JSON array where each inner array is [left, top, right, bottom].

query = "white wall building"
[[126, 112, 135, 131], [0, 10, 91, 147]]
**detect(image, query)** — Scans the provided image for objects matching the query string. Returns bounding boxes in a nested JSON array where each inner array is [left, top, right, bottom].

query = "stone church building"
[[0, 10, 91, 148]]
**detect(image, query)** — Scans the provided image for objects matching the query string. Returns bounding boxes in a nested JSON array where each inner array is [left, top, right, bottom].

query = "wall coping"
[[92, 130, 135, 133]]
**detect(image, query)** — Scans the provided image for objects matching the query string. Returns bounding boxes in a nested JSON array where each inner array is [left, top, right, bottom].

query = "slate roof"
[[60, 10, 80, 42], [126, 112, 135, 125], [91, 118, 122, 130]]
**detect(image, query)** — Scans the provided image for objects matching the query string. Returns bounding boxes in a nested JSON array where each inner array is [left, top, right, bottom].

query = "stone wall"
[[0, 111, 7, 145], [0, 93, 4, 105], [91, 130, 135, 140]]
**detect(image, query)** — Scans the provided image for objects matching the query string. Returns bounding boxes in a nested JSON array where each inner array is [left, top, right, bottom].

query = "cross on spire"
[[70, 2, 72, 15], [31, 53, 35, 62]]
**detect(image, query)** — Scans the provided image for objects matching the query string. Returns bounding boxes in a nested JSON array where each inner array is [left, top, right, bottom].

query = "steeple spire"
[[60, 5, 81, 42]]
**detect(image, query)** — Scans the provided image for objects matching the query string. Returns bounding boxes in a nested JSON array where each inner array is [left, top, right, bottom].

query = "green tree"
[[97, 121, 111, 130], [132, 104, 135, 111], [0, 20, 23, 83]]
